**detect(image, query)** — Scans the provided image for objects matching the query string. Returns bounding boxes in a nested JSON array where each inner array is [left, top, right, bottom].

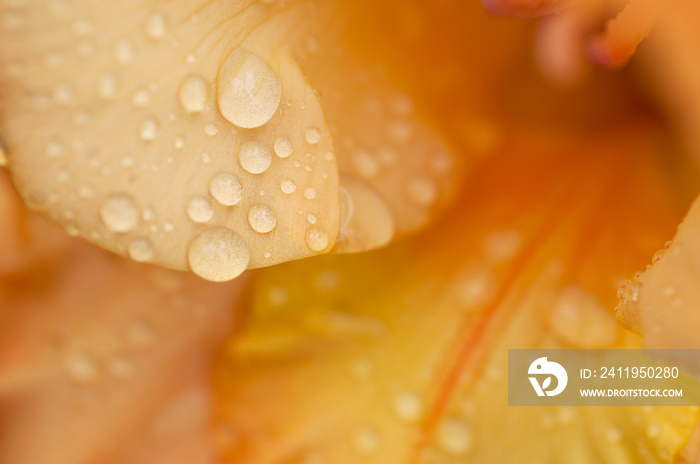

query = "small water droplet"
[[303, 187, 317, 200], [204, 123, 219, 136], [268, 286, 289, 306], [114, 39, 134, 64], [238, 140, 271, 174], [307, 214, 317, 224], [209, 172, 243, 206], [352, 150, 379, 179], [146, 13, 166, 40], [128, 321, 153, 347], [178, 74, 209, 113], [97, 73, 117, 100], [128, 237, 154, 262], [63, 353, 98, 384], [306, 227, 329, 252], [99, 192, 139, 232], [106, 355, 134, 379], [407, 177, 437, 207], [647, 424, 661, 438], [248, 204, 276, 233], [393, 392, 423, 423], [139, 118, 158, 141], [187, 228, 250, 282], [606, 426, 622, 443], [435, 418, 473, 456], [280, 179, 296, 194], [274, 137, 293, 158], [354, 427, 380, 455], [132, 87, 151, 107], [305, 126, 321, 144], [217, 49, 281, 128]]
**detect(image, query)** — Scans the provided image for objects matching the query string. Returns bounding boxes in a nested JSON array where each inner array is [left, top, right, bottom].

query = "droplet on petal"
[[187, 228, 250, 282]]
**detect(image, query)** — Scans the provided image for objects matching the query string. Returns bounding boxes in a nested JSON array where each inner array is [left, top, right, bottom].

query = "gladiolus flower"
[[0, 1, 699, 463]]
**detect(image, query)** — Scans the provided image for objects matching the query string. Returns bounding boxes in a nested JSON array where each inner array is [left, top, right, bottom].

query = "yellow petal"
[[214, 125, 699, 463]]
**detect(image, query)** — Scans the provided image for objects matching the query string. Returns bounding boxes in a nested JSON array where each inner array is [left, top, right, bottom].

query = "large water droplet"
[[187, 228, 250, 282], [306, 227, 329, 252], [178, 74, 209, 113], [217, 49, 281, 128], [209, 172, 243, 206], [186, 195, 214, 223], [248, 204, 276, 233], [100, 193, 139, 232], [238, 140, 271, 174]]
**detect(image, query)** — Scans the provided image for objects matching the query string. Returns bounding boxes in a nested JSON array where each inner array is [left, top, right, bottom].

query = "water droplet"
[[63, 353, 98, 384], [306, 227, 329, 252], [187, 228, 250, 282], [128, 321, 153, 347], [393, 392, 423, 423], [97, 73, 117, 100], [114, 39, 134, 64], [647, 424, 661, 438], [606, 426, 622, 443], [274, 137, 293, 158], [303, 187, 317, 200], [407, 177, 437, 207], [484, 229, 521, 262], [204, 123, 219, 136], [268, 286, 289, 306], [248, 204, 276, 233], [305, 126, 321, 144], [146, 13, 166, 40], [99, 193, 139, 232], [178, 74, 209, 113], [53, 82, 74, 104], [280, 179, 296, 194], [238, 140, 271, 174], [389, 120, 414, 143], [132, 87, 151, 107], [307, 214, 317, 224], [352, 150, 379, 178], [186, 196, 214, 223], [139, 118, 158, 141], [217, 49, 281, 128], [45, 140, 63, 157], [435, 418, 473, 456], [455, 267, 496, 309], [128, 237, 154, 262], [549, 286, 617, 348], [106, 355, 134, 379], [209, 172, 243, 206], [354, 427, 380, 455]]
